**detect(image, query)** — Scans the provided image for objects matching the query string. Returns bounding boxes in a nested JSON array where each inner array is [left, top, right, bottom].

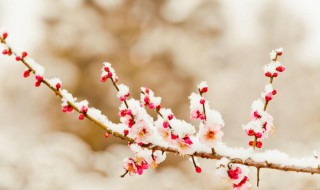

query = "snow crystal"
[[60, 89, 77, 103], [170, 119, 196, 138], [25, 58, 45, 76]]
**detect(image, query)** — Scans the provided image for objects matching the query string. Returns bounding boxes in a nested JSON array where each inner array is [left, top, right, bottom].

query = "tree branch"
[[1, 36, 320, 175]]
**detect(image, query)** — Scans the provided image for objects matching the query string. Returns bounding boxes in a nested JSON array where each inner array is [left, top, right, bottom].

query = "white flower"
[[198, 123, 224, 148]]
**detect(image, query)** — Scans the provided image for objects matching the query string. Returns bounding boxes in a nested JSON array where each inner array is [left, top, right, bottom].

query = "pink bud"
[[148, 103, 155, 109], [107, 72, 113, 78], [15, 56, 21, 61], [171, 134, 178, 140], [255, 133, 262, 138], [126, 109, 132, 116], [256, 141, 262, 148], [2, 49, 8, 55], [272, 89, 277, 95], [195, 166, 202, 173], [265, 72, 271, 77], [104, 67, 109, 72], [183, 136, 193, 145], [120, 96, 126, 101], [200, 99, 205, 105], [144, 96, 150, 104], [35, 81, 41, 87], [168, 114, 174, 120], [276, 66, 285, 72], [199, 114, 206, 120], [2, 32, 8, 39], [81, 106, 88, 113], [200, 87, 208, 94], [265, 95, 272, 102], [124, 130, 129, 136], [272, 73, 278, 77], [104, 132, 109, 138], [22, 52, 28, 58], [78, 114, 85, 120], [249, 141, 254, 146], [163, 121, 169, 128], [128, 119, 134, 128], [62, 106, 69, 112], [35, 75, 43, 81], [23, 70, 30, 78], [247, 129, 255, 136], [119, 110, 127, 117], [253, 111, 261, 119], [67, 106, 74, 112], [56, 83, 61, 90], [100, 75, 108, 82]]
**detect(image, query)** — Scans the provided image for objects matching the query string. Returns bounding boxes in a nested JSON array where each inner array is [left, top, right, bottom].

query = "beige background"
[[0, 0, 320, 189]]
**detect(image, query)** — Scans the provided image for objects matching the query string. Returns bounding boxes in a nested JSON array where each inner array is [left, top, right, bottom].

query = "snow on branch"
[[1, 29, 320, 190]]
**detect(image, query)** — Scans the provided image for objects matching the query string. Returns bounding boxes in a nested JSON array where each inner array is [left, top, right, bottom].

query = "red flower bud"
[[247, 129, 255, 136], [255, 133, 262, 138], [22, 51, 28, 58], [100, 75, 108, 82], [56, 83, 61, 90], [272, 89, 277, 95], [163, 121, 169, 128], [78, 114, 85, 120], [2, 32, 8, 39], [23, 70, 30, 78], [256, 141, 262, 148], [200, 87, 208, 94], [195, 166, 202, 173]]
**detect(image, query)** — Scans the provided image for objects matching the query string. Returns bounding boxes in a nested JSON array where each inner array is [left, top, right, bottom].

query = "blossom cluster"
[[123, 144, 166, 176], [189, 81, 225, 149], [217, 158, 251, 190], [243, 48, 285, 148]]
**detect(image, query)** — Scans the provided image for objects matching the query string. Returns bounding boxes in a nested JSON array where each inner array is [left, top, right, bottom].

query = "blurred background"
[[0, 0, 320, 189]]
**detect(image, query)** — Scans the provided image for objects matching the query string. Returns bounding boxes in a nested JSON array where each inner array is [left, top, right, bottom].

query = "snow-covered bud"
[[270, 48, 283, 60], [48, 78, 62, 91], [101, 62, 118, 83], [117, 84, 130, 102], [197, 81, 208, 94], [216, 158, 251, 190], [262, 84, 276, 102]]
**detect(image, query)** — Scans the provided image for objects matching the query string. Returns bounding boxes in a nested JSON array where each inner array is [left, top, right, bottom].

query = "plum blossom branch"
[[243, 48, 285, 149], [1, 30, 320, 190]]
